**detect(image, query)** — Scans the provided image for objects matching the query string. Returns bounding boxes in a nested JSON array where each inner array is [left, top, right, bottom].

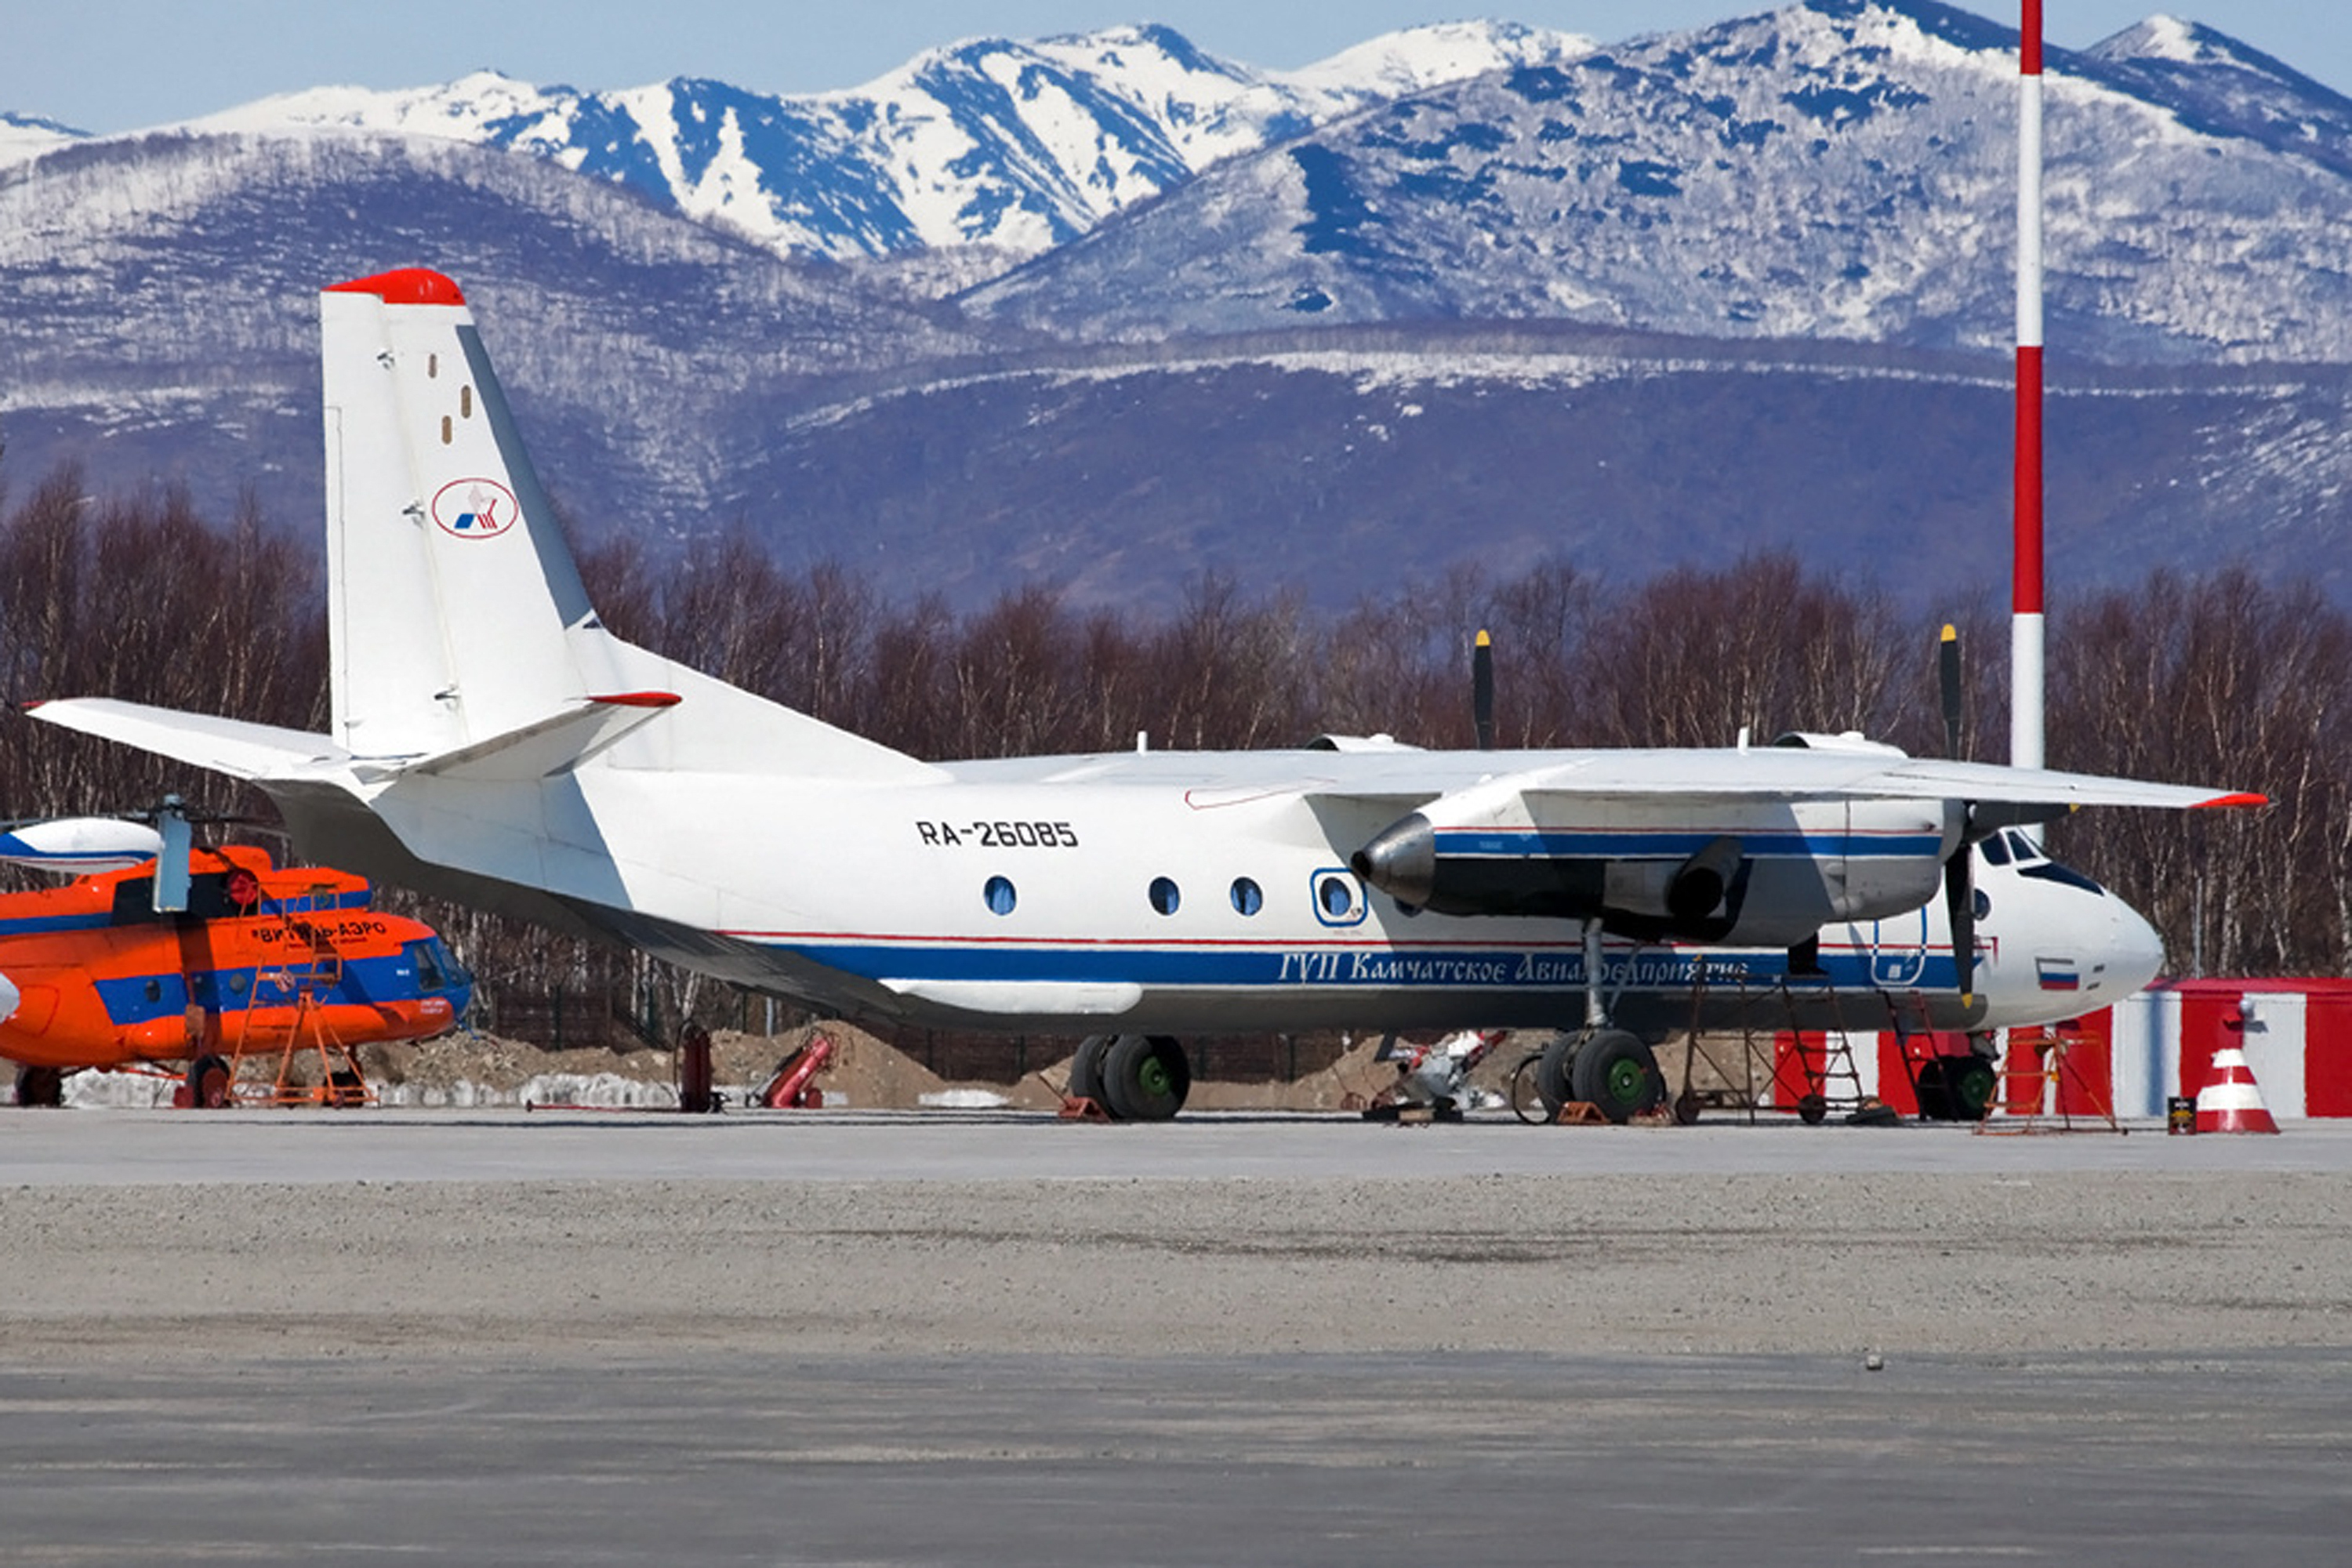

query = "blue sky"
[[7, 2, 2343, 134]]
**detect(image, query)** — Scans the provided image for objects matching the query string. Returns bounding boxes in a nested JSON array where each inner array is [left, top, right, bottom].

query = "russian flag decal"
[[2036, 957, 2081, 992]]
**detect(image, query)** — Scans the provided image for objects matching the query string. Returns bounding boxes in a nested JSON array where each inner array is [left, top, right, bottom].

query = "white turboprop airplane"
[[31, 269, 2266, 1121]]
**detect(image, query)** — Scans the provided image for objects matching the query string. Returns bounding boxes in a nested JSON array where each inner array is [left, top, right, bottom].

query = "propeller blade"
[[1472, 629, 1495, 751], [1943, 840, 1976, 1009], [1939, 622, 1964, 760]]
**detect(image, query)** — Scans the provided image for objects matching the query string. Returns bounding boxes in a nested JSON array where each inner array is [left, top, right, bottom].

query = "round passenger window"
[[1149, 877, 1181, 916], [983, 876, 1017, 916], [1229, 877, 1263, 916]]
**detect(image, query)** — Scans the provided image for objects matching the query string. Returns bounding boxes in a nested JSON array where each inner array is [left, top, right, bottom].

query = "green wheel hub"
[[1602, 1056, 1646, 1106]]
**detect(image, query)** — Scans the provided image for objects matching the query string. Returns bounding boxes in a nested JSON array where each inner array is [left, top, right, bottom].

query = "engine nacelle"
[[1352, 793, 1958, 947]]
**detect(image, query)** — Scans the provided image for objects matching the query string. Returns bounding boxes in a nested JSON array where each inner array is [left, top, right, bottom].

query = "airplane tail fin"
[[319, 269, 928, 781]]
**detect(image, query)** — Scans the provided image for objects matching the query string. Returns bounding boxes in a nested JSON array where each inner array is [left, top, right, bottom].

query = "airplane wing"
[[955, 743, 2264, 817], [1839, 757, 2263, 813], [1317, 750, 2263, 813]]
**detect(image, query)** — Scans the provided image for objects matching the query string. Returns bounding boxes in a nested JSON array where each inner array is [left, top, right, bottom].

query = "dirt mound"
[[289, 1023, 1715, 1113], [1182, 1036, 1399, 1112], [340, 1021, 1064, 1110]]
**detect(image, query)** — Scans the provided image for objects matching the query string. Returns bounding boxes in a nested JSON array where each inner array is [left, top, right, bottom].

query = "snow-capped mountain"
[[2082, 13, 2352, 180], [0, 111, 83, 162], [964, 0, 2352, 363], [5, 5, 2352, 614], [148, 22, 1591, 262]]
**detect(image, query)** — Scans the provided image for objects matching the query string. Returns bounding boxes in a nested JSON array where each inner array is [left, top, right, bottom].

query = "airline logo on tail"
[[430, 477, 517, 539]]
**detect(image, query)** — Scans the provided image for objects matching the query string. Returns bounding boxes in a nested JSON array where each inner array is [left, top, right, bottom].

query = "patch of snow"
[[60, 1070, 177, 1109], [918, 1087, 1011, 1109]]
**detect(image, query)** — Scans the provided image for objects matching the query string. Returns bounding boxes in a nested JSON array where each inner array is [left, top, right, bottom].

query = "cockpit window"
[[405, 938, 469, 992], [2019, 858, 2107, 896], [1980, 834, 2013, 867], [2004, 829, 2044, 864]]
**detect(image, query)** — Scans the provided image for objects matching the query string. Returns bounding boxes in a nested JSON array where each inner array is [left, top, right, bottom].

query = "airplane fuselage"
[[289, 750, 2156, 1046]]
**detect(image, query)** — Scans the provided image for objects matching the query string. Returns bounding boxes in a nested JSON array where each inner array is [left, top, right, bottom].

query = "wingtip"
[[2194, 791, 2270, 810]]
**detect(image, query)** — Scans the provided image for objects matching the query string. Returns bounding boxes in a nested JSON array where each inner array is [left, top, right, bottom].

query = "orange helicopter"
[[0, 813, 471, 1107]]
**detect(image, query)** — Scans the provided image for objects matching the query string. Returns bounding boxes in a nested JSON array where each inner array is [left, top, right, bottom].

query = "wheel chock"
[[1552, 1101, 1610, 1126], [1057, 1095, 1115, 1122]]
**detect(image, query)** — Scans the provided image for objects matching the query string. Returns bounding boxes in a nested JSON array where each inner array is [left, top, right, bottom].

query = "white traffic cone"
[[2194, 1045, 2280, 1134]]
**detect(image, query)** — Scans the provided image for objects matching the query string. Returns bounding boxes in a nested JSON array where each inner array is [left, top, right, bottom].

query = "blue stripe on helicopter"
[[91, 952, 438, 1025]]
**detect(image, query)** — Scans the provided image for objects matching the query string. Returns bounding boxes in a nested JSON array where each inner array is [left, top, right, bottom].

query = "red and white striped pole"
[[2012, 0, 2045, 774]]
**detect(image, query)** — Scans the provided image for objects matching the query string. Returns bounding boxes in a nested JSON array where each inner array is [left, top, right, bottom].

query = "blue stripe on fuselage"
[[760, 938, 1961, 996], [1429, 829, 1944, 858]]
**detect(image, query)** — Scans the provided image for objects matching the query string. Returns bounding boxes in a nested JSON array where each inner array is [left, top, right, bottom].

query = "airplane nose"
[[2102, 895, 2166, 998]]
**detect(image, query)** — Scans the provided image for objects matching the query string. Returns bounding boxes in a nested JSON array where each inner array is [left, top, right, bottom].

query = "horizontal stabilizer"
[[26, 699, 354, 782], [402, 692, 681, 782]]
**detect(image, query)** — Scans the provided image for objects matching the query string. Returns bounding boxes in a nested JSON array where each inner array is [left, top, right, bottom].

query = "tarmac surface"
[[3, 1109, 2349, 1563]]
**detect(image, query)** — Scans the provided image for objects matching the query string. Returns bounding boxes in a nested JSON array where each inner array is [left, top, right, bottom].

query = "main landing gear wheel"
[[1532, 1032, 1579, 1121], [184, 1054, 231, 1110], [1098, 1035, 1191, 1122], [1570, 1029, 1665, 1124], [13, 1065, 64, 1108], [1069, 1034, 1112, 1108], [1508, 1050, 1555, 1124]]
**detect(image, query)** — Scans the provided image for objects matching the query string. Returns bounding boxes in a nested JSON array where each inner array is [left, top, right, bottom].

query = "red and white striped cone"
[[2194, 1045, 2280, 1134]]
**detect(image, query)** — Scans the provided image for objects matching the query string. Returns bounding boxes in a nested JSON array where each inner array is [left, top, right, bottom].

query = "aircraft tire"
[[1911, 1058, 1957, 1120], [187, 1054, 231, 1110], [1100, 1035, 1189, 1123], [13, 1065, 64, 1108], [1570, 1029, 1664, 1123], [1534, 1033, 1578, 1120], [1946, 1054, 1998, 1123], [1508, 1051, 1553, 1124], [1069, 1035, 1113, 1112]]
